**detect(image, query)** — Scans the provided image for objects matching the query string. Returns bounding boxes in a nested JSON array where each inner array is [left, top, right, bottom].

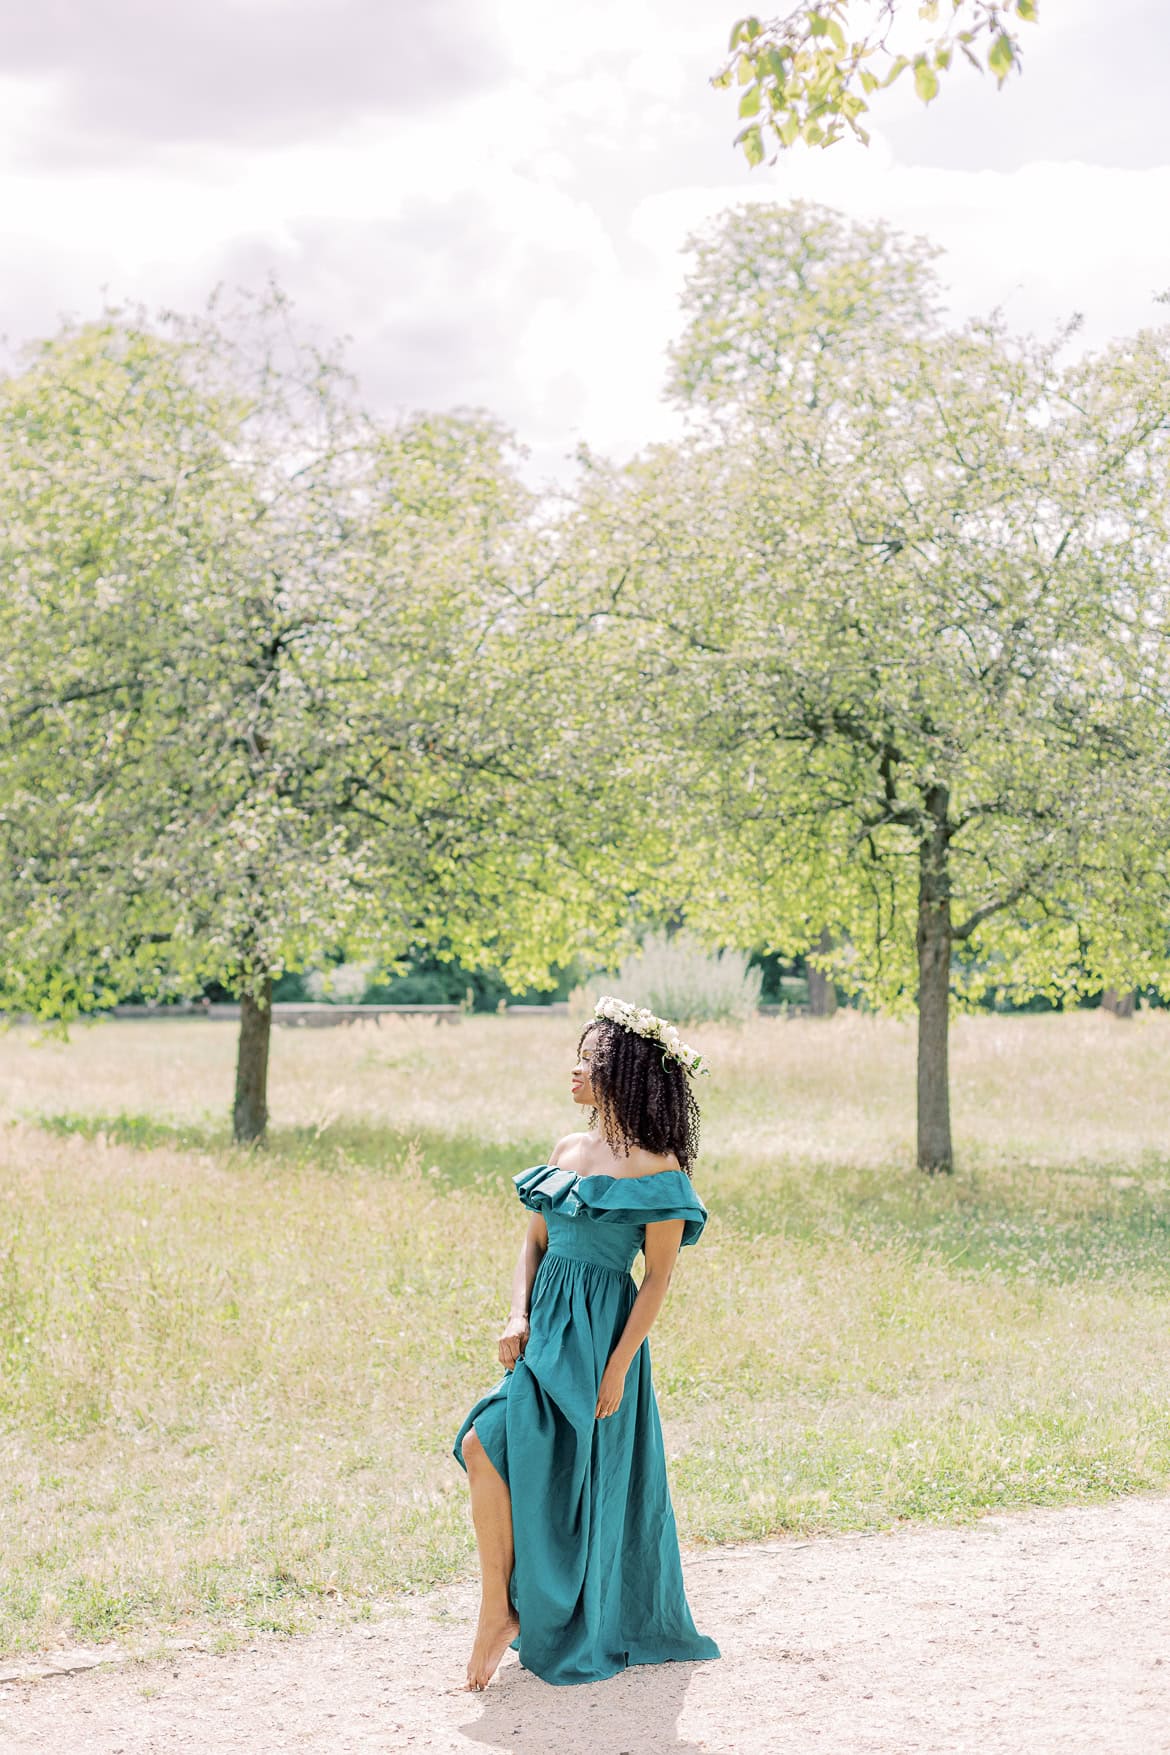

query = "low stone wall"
[[107, 1001, 571, 1026]]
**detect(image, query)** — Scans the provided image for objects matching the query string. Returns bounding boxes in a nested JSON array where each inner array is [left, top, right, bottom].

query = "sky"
[[1, 0, 1168, 486]]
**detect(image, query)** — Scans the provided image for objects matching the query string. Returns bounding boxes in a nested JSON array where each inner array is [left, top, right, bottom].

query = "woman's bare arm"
[[498, 1213, 548, 1369], [595, 1217, 685, 1417], [508, 1214, 548, 1322]]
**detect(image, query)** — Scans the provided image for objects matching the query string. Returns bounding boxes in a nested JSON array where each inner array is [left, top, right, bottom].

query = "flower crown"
[[593, 995, 709, 1076]]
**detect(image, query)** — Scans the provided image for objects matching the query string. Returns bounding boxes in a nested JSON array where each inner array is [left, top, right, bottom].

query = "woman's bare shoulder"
[[547, 1131, 587, 1169], [624, 1145, 682, 1177]]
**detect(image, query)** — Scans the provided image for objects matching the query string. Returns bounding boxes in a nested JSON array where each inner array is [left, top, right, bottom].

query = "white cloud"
[[633, 144, 1170, 353]]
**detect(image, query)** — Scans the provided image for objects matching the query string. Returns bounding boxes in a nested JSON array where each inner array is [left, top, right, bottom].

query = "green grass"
[[0, 1010, 1169, 1655], [34, 1108, 548, 1189]]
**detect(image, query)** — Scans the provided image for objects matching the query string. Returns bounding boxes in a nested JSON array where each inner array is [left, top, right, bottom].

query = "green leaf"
[[779, 111, 801, 147], [859, 68, 880, 94], [741, 124, 766, 166], [761, 46, 790, 79], [988, 32, 1015, 80], [808, 11, 830, 36], [737, 52, 755, 85], [728, 17, 761, 50], [914, 57, 940, 102], [1016, 0, 1037, 20], [738, 83, 762, 118], [827, 17, 846, 51]]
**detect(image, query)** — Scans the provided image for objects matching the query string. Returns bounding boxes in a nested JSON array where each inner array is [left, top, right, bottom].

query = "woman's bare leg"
[[462, 1426, 520, 1690]]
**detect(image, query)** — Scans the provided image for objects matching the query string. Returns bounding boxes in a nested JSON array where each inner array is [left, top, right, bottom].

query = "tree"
[[0, 295, 589, 1142], [0, 298, 387, 1139], [716, 1, 1038, 162], [805, 931, 838, 1016], [554, 203, 1170, 1171]]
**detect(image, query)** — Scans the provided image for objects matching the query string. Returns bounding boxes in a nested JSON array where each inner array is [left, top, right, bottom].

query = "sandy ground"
[[3, 1494, 1170, 1755]]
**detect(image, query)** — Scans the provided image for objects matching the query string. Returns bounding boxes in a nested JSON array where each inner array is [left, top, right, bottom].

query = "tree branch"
[[952, 881, 1030, 942]]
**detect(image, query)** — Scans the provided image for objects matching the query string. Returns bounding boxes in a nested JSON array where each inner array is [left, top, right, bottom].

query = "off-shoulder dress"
[[453, 1163, 721, 1686]]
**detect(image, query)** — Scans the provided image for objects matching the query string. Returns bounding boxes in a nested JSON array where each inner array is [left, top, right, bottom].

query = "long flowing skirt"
[[454, 1248, 720, 1686]]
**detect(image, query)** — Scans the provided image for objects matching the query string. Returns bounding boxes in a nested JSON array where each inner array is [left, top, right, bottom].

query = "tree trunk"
[[1101, 988, 1136, 1019], [916, 789, 953, 1174], [233, 977, 273, 1145], [806, 930, 838, 1018]]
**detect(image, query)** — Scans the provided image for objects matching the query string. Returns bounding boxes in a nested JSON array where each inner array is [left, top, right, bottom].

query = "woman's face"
[[571, 1027, 601, 1109]]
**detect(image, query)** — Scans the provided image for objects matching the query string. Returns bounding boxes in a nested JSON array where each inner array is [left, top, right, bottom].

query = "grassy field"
[[1, 1009, 1169, 1656]]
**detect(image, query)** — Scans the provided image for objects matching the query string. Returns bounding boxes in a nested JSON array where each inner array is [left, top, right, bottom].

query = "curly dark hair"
[[578, 1018, 701, 1175]]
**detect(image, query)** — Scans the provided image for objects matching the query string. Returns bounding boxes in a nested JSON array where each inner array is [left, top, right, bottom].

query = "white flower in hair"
[[592, 995, 709, 1076]]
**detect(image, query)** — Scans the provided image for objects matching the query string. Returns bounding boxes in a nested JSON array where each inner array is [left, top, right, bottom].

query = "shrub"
[[304, 961, 377, 1003], [570, 931, 763, 1025]]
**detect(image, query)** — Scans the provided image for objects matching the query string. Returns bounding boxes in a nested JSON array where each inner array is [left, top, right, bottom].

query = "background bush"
[[571, 931, 763, 1025]]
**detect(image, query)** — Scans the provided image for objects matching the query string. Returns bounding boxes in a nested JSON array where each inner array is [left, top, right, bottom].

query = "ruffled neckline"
[[514, 1162, 708, 1247], [544, 1163, 688, 1185]]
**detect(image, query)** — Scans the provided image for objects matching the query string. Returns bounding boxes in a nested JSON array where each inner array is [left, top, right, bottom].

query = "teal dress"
[[453, 1163, 721, 1687]]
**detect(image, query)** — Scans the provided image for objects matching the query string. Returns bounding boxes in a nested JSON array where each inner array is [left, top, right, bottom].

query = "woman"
[[453, 996, 721, 1690]]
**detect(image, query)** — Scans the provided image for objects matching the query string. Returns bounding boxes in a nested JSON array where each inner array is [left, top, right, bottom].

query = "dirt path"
[[3, 1494, 1170, 1754]]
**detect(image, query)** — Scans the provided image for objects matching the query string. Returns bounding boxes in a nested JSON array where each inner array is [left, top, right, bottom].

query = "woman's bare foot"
[[464, 1605, 520, 1690]]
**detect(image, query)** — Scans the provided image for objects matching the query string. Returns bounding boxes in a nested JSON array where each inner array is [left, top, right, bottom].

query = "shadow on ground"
[[459, 1658, 708, 1755]]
